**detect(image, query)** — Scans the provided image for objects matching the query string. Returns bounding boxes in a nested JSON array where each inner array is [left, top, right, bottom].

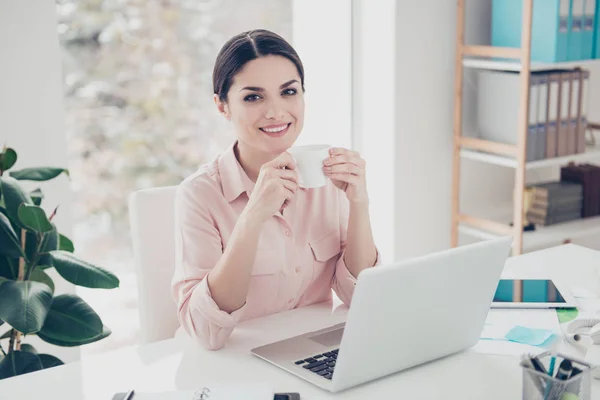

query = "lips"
[[259, 123, 291, 137]]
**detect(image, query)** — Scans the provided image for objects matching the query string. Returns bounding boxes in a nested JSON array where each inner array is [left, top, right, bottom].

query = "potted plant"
[[0, 145, 119, 380]]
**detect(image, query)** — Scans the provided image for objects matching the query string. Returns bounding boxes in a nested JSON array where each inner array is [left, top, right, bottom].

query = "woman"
[[171, 29, 379, 350]]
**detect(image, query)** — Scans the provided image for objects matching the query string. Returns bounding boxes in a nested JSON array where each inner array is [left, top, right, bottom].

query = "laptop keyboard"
[[294, 349, 338, 380]]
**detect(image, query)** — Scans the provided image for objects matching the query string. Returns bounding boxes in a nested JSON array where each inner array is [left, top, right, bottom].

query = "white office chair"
[[129, 186, 180, 344]]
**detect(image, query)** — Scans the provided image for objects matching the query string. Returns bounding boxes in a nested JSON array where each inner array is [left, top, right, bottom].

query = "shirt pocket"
[[309, 230, 342, 270]]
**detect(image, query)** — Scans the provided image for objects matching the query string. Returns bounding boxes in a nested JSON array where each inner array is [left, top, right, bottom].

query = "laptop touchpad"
[[309, 328, 344, 347]]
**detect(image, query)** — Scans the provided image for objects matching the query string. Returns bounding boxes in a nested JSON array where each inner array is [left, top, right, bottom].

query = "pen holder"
[[522, 352, 593, 400]]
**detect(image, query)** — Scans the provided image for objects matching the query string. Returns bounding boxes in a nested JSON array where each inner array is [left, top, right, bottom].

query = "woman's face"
[[216, 55, 305, 156]]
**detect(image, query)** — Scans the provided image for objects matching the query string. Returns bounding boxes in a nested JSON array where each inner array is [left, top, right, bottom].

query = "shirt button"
[[285, 231, 292, 237], [295, 266, 301, 274]]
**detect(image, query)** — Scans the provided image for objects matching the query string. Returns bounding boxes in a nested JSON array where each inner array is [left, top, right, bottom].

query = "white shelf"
[[460, 144, 600, 170], [459, 204, 600, 252], [463, 57, 600, 72]]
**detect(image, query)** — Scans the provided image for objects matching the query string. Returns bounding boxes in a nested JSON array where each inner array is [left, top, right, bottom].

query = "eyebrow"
[[239, 79, 300, 92]]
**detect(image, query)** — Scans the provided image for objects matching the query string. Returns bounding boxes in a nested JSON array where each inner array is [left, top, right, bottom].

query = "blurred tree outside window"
[[57, 0, 292, 354]]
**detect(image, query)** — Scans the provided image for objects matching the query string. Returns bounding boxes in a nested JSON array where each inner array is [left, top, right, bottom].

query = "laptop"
[[251, 237, 513, 392]]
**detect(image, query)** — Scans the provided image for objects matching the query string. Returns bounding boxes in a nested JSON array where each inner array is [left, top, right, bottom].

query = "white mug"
[[287, 144, 331, 189]]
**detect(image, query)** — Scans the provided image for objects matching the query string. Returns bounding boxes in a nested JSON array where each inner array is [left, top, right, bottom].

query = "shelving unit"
[[451, 0, 600, 265]]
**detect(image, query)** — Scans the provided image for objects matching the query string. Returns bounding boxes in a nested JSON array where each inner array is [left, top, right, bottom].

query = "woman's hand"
[[244, 152, 299, 223], [323, 147, 369, 205]]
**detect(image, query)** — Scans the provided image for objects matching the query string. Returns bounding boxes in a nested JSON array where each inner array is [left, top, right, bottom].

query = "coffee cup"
[[286, 144, 331, 189]]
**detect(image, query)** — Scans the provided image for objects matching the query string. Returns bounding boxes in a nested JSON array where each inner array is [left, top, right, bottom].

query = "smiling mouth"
[[259, 123, 291, 137]]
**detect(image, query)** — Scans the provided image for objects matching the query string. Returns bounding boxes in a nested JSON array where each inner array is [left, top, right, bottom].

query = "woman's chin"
[[260, 133, 297, 153]]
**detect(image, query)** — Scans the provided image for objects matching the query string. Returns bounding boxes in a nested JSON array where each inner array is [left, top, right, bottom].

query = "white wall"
[[0, 0, 78, 363], [292, 0, 353, 150], [352, 0, 398, 262]]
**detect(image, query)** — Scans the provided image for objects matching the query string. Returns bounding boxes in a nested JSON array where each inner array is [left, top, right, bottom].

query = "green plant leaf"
[[38, 354, 64, 369], [0, 256, 17, 280], [58, 234, 74, 252], [0, 211, 23, 259], [0, 319, 3, 326], [38, 324, 111, 348], [37, 294, 105, 346], [9, 168, 69, 182], [29, 268, 55, 294], [50, 251, 119, 289], [0, 351, 43, 379], [0, 330, 12, 340], [0, 281, 53, 334], [0, 176, 32, 229], [25, 226, 58, 267], [29, 188, 44, 206], [1, 148, 17, 171], [18, 204, 53, 233], [20, 343, 38, 354]]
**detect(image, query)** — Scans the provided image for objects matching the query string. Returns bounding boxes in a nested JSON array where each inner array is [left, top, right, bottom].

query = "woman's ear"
[[213, 94, 231, 121]]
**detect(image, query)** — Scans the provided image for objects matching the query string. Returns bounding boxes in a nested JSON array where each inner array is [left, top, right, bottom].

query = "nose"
[[264, 97, 285, 120]]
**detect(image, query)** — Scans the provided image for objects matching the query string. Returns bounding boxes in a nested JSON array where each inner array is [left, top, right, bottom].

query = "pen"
[[548, 355, 557, 377], [522, 354, 546, 394], [555, 359, 573, 381], [124, 389, 135, 400], [530, 356, 548, 375]]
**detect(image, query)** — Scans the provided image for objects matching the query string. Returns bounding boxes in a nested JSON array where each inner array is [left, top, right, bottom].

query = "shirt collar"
[[218, 141, 255, 203]]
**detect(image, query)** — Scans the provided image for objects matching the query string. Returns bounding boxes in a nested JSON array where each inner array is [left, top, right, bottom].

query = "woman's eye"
[[282, 88, 297, 96], [244, 94, 261, 102]]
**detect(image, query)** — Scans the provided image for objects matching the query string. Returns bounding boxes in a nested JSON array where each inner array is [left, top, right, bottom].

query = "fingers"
[[274, 167, 299, 183], [267, 151, 297, 170], [324, 148, 366, 170], [324, 172, 360, 185], [260, 163, 298, 184], [281, 178, 298, 195], [323, 162, 361, 176]]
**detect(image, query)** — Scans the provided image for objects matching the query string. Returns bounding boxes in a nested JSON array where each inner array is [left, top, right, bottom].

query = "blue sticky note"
[[504, 325, 555, 346]]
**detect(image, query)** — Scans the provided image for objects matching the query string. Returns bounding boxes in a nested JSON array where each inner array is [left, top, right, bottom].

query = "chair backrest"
[[129, 186, 179, 344]]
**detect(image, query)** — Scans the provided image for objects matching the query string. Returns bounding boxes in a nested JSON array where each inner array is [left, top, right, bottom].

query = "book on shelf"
[[582, 0, 596, 59], [529, 194, 584, 211], [561, 163, 600, 217], [529, 180, 584, 199], [491, 0, 597, 62], [527, 199, 583, 217], [477, 67, 589, 162], [527, 210, 583, 225], [525, 180, 584, 225]]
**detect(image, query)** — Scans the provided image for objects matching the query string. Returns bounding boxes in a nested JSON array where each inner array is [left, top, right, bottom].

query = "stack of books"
[[561, 162, 600, 217], [526, 181, 584, 226]]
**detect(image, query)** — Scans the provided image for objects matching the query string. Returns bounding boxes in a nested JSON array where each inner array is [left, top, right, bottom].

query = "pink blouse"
[[171, 141, 379, 350]]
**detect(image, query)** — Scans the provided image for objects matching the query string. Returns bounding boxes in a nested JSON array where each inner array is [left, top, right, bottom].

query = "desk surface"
[[2, 244, 600, 399]]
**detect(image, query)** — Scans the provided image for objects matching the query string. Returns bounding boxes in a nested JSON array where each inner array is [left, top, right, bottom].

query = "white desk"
[[2, 244, 600, 399]]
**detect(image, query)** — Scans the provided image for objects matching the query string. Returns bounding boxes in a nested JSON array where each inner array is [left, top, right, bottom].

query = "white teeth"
[[262, 124, 288, 133]]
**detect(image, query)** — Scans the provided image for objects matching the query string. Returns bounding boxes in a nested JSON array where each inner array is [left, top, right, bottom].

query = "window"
[[57, 0, 292, 354]]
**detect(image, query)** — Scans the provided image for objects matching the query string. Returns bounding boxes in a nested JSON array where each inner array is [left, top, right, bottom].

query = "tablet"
[[491, 279, 577, 309]]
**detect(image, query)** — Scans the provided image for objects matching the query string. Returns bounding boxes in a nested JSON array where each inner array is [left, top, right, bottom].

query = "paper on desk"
[[120, 383, 273, 400], [473, 309, 561, 356]]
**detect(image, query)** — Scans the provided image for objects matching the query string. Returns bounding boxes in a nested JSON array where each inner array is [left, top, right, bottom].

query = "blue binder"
[[492, 0, 571, 62], [595, 0, 600, 57], [569, 0, 584, 61], [582, 0, 596, 59]]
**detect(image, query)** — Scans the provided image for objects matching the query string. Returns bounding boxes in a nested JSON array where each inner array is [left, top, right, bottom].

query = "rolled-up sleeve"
[[331, 189, 381, 306], [171, 179, 246, 350]]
